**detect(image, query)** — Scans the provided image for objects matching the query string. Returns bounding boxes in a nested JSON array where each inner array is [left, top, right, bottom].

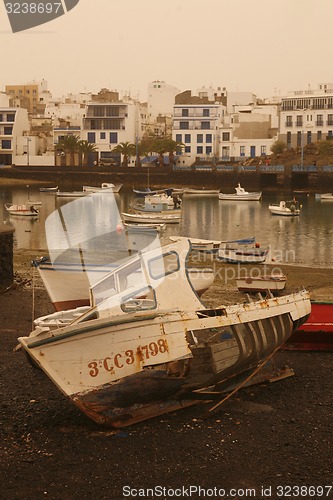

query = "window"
[[317, 131, 322, 141], [110, 132, 118, 143], [261, 146, 267, 155], [297, 131, 302, 146], [206, 134, 212, 143], [203, 108, 210, 117], [0, 114, 2, 121], [316, 115, 323, 126], [87, 132, 96, 143], [296, 116, 302, 127], [328, 131, 333, 138], [100, 132, 106, 139], [240, 146, 245, 156], [184, 134, 191, 143], [222, 132, 230, 141], [185, 146, 191, 153], [287, 131, 291, 145], [286, 116, 293, 127], [307, 131, 312, 144], [328, 114, 333, 126], [176, 134, 182, 142], [201, 121, 210, 130], [1, 140, 11, 149], [6, 114, 15, 122], [197, 134, 203, 143], [182, 109, 189, 117], [149, 251, 180, 279], [180, 122, 189, 130], [197, 146, 203, 154], [206, 146, 212, 155], [4, 127, 12, 135]]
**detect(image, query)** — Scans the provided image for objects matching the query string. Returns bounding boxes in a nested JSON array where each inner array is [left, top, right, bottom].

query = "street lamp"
[[26, 137, 31, 167]]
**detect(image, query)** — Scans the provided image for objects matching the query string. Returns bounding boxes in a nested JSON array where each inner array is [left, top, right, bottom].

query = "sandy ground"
[[0, 250, 332, 499]]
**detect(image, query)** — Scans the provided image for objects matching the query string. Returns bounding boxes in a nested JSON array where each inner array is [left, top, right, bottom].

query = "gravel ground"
[[0, 251, 332, 500]]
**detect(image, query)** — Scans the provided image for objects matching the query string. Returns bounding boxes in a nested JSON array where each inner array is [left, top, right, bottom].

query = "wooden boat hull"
[[19, 290, 310, 427], [5, 203, 39, 216], [283, 301, 333, 350], [122, 212, 181, 224], [236, 274, 287, 292], [218, 247, 269, 264], [219, 192, 262, 201], [183, 189, 220, 196]]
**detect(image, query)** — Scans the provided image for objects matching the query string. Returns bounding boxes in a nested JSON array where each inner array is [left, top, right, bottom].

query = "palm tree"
[[78, 140, 97, 167], [163, 138, 184, 167], [56, 135, 80, 166], [151, 138, 170, 168], [111, 141, 136, 167]]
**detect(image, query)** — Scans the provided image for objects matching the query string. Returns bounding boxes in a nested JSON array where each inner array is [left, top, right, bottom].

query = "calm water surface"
[[1, 186, 333, 268]]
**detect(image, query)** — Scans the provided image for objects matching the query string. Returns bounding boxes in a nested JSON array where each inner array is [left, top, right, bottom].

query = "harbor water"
[[1, 185, 333, 268]]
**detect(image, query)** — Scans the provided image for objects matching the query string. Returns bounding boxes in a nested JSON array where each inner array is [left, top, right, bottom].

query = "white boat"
[[130, 192, 179, 212], [218, 241, 269, 264], [56, 191, 88, 198], [122, 211, 181, 224], [19, 239, 311, 428], [4, 203, 39, 216], [33, 253, 215, 312], [39, 186, 58, 192], [219, 184, 262, 201], [320, 193, 333, 201], [183, 188, 220, 196], [236, 273, 287, 293], [268, 200, 301, 216], [82, 183, 123, 194], [169, 236, 255, 255], [123, 222, 166, 232]]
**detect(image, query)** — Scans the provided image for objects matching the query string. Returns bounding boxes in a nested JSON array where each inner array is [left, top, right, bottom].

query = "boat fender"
[[255, 243, 260, 248]]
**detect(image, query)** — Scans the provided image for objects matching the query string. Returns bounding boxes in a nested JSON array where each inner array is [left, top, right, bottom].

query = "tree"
[[163, 138, 184, 166], [151, 138, 169, 168], [78, 140, 97, 167], [111, 141, 136, 167], [270, 140, 287, 155], [56, 135, 80, 166]]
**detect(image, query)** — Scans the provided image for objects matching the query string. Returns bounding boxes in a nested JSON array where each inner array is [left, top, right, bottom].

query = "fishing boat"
[[217, 241, 269, 264], [19, 239, 311, 428], [236, 273, 287, 293], [219, 184, 262, 201], [183, 188, 220, 196], [56, 191, 88, 198], [169, 236, 256, 255], [123, 222, 166, 232], [283, 301, 333, 351], [268, 200, 301, 216], [39, 186, 58, 193], [82, 183, 123, 194], [4, 203, 39, 216], [33, 251, 215, 312], [130, 192, 179, 212], [319, 193, 333, 201], [122, 211, 181, 224]]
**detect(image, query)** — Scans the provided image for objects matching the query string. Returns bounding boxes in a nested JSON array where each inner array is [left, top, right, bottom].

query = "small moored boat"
[[218, 241, 269, 264], [268, 200, 301, 216], [236, 273, 287, 293], [219, 184, 262, 201], [83, 183, 123, 194], [122, 211, 181, 224], [5, 203, 39, 216]]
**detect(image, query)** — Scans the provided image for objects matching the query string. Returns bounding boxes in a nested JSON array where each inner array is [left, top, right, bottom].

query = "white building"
[[147, 80, 181, 122], [279, 83, 333, 149], [172, 96, 226, 165], [0, 107, 30, 166]]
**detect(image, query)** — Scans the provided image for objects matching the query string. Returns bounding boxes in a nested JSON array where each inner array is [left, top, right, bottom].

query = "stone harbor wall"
[[0, 224, 15, 288]]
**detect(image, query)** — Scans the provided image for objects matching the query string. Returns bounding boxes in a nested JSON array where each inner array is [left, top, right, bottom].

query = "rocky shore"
[[0, 251, 332, 499]]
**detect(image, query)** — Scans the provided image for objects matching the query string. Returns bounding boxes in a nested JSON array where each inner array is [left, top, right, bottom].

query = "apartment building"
[[279, 83, 333, 149], [0, 107, 30, 165]]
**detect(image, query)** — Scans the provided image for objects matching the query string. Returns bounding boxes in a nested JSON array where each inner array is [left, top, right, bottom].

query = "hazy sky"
[[1, 0, 332, 100]]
